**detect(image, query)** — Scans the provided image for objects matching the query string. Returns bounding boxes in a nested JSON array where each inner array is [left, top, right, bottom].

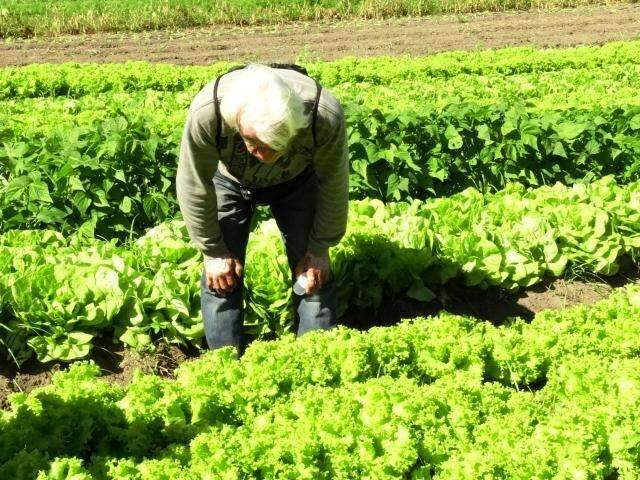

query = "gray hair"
[[219, 64, 311, 152]]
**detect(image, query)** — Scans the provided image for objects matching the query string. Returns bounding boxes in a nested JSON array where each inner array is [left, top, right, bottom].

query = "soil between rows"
[[2, 260, 638, 409], [0, 4, 639, 66]]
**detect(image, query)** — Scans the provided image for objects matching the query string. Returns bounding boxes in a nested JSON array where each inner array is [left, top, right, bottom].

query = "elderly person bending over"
[[176, 64, 349, 354]]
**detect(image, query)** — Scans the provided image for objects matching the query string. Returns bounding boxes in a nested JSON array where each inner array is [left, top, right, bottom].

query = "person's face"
[[238, 124, 283, 165]]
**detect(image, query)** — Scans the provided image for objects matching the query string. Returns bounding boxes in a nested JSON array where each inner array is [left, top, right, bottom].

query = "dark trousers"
[[200, 167, 337, 353]]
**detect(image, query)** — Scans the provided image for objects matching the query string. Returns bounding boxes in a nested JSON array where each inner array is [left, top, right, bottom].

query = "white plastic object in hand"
[[205, 257, 228, 274], [293, 273, 309, 295]]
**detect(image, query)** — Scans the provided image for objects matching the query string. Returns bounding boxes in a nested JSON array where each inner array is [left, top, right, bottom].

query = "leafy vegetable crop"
[[2, 284, 640, 479], [3, 91, 640, 236], [3, 41, 640, 99], [3, 41, 640, 236], [1, 176, 639, 363]]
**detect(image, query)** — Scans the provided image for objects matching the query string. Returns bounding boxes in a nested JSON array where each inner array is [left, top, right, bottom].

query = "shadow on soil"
[[0, 337, 201, 409], [341, 256, 640, 330]]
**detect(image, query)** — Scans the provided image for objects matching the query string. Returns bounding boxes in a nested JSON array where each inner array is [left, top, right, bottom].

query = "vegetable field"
[[1, 36, 640, 479], [3, 41, 640, 239]]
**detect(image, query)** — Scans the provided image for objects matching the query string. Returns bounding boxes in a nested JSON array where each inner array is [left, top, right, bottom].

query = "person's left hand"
[[294, 251, 331, 295]]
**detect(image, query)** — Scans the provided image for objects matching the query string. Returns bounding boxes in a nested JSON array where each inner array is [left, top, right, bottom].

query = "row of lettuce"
[[1, 176, 638, 364], [5, 60, 640, 113], [2, 284, 640, 479], [3, 41, 640, 98]]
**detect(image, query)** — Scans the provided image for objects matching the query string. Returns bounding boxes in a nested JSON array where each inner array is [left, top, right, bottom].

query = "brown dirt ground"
[[0, 4, 639, 66], [0, 339, 198, 410]]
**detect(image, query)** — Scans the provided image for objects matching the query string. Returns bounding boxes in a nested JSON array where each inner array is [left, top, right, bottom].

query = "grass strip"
[[0, 0, 622, 39]]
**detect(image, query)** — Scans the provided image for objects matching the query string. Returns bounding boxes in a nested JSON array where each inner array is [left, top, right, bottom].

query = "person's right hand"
[[205, 256, 243, 296]]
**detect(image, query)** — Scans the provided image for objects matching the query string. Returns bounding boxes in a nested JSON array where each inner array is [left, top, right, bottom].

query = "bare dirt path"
[[1, 3, 639, 67]]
